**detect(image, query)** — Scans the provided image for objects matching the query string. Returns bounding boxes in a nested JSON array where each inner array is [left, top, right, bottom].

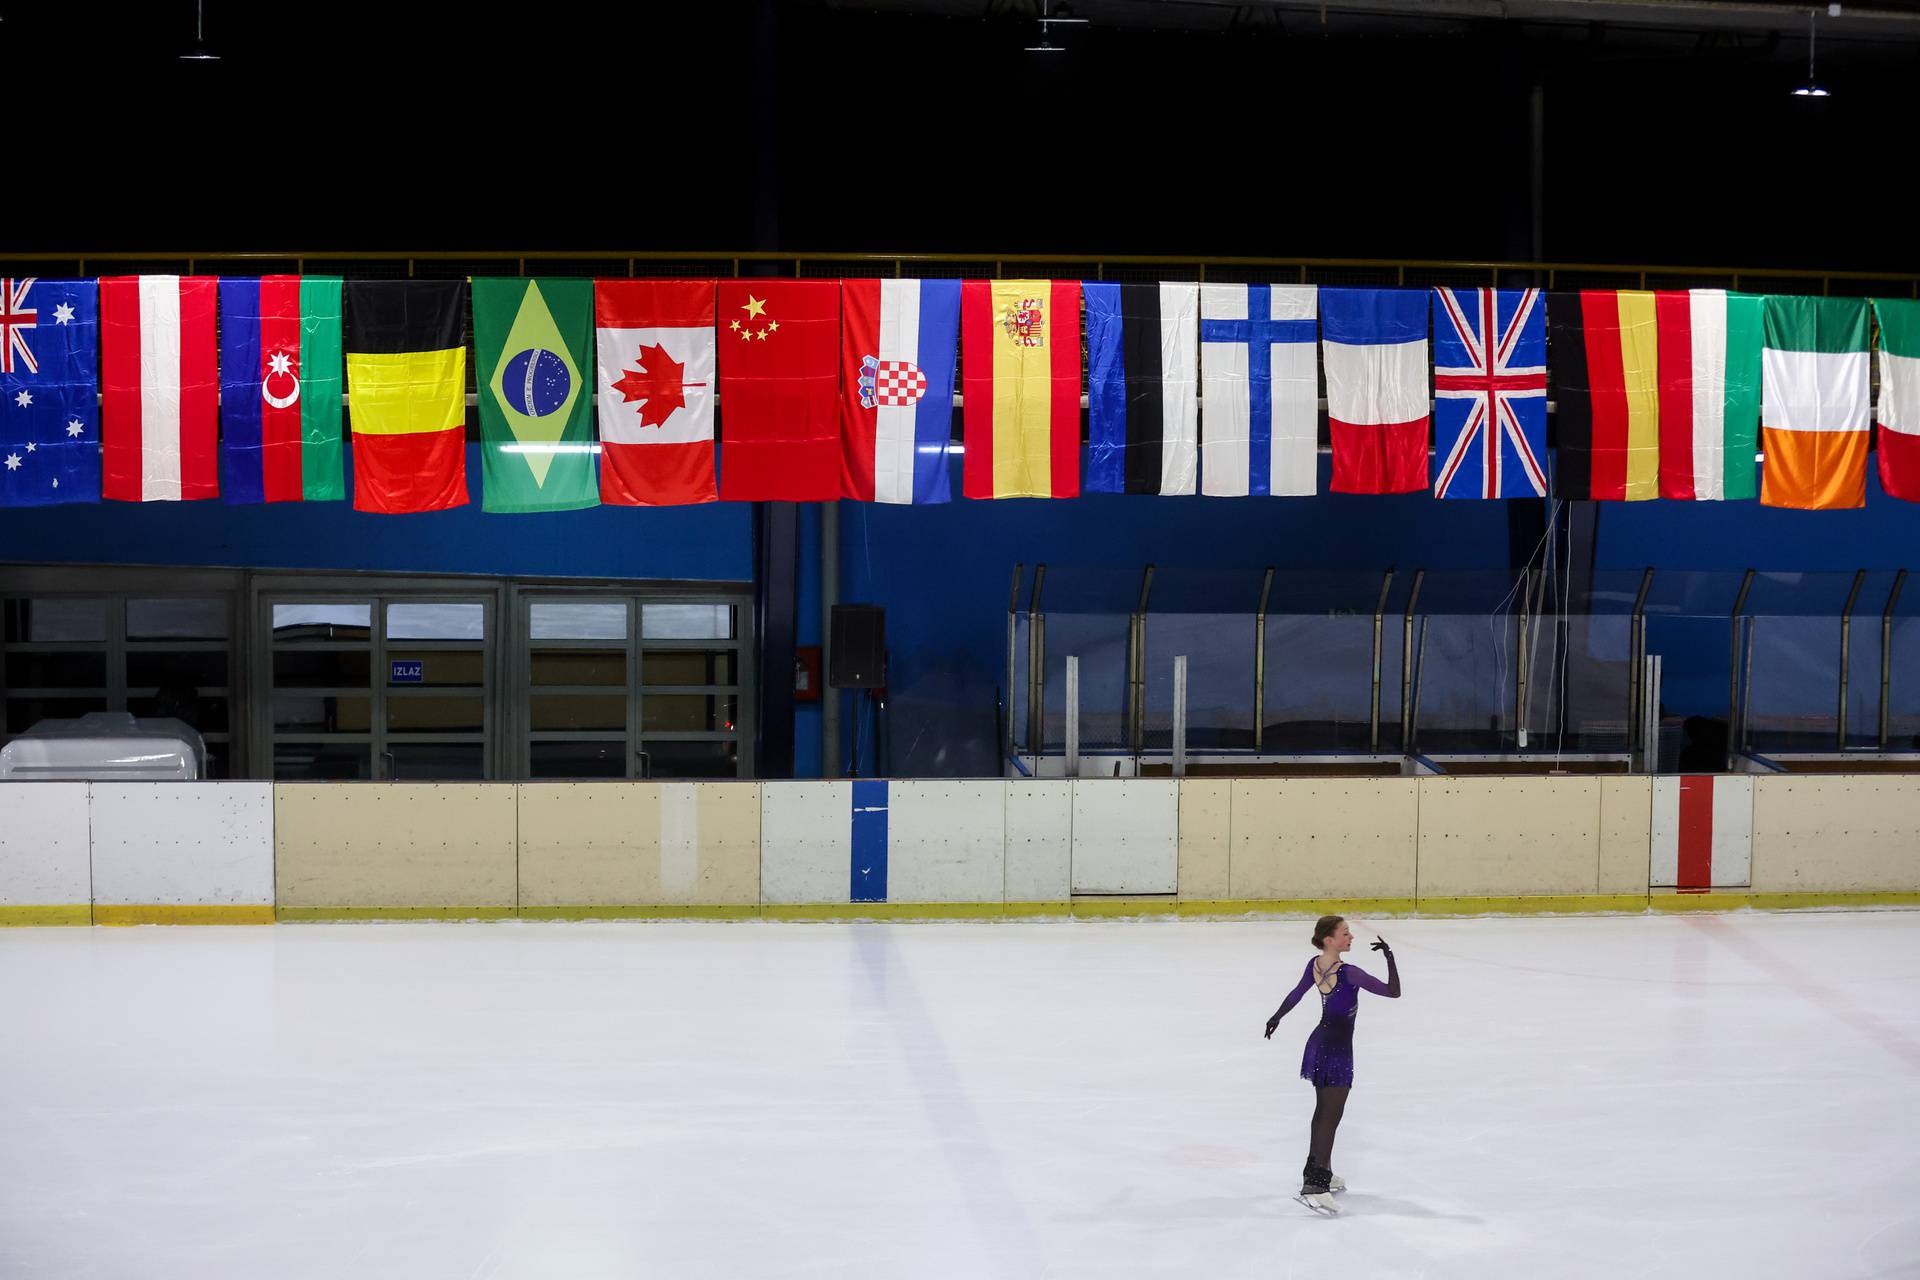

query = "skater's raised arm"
[[1348, 937, 1401, 998], [1264, 960, 1316, 1038]]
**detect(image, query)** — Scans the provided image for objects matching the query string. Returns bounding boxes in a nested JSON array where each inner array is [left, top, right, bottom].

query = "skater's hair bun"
[[1311, 915, 1344, 948]]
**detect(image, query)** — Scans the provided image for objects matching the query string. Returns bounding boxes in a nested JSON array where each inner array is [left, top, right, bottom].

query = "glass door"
[[521, 597, 636, 779]]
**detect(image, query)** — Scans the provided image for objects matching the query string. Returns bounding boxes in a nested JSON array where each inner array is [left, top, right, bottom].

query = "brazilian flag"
[[473, 278, 598, 513]]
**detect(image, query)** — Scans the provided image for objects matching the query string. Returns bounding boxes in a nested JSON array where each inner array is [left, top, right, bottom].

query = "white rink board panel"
[[759, 781, 851, 905], [885, 782, 1006, 903], [89, 783, 274, 906], [1071, 779, 1178, 895], [1750, 775, 1920, 893], [0, 782, 91, 906], [1004, 781, 1072, 902]]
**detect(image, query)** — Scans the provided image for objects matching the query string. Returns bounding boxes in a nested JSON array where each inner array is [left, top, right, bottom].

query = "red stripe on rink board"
[[1676, 774, 1714, 892]]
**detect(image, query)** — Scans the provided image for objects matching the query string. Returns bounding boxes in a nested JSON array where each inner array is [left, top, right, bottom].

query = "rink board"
[[1070, 778, 1178, 894], [516, 782, 760, 908], [274, 783, 518, 912], [1750, 775, 1920, 893], [1228, 779, 1420, 900], [884, 781, 1006, 904], [1176, 780, 1232, 900], [1003, 781, 1072, 904], [1416, 777, 1606, 897], [0, 782, 91, 924], [759, 781, 853, 905], [89, 783, 274, 924]]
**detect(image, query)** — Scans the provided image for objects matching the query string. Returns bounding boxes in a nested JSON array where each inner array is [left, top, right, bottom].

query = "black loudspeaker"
[[829, 605, 886, 688]]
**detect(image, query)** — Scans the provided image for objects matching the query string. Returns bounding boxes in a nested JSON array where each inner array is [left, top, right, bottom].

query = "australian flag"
[[0, 277, 99, 506]]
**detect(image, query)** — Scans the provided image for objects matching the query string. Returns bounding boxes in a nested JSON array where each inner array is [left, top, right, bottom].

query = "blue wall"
[[0, 445, 752, 581], [7, 444, 1919, 775]]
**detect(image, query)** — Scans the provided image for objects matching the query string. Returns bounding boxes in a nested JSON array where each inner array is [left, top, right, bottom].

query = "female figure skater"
[[1263, 915, 1401, 1215]]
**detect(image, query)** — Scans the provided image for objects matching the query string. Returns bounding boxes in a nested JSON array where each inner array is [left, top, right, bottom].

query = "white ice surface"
[[3, 911, 1919, 1279]]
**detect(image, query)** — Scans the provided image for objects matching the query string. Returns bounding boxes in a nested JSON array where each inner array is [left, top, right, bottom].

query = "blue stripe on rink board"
[[851, 780, 889, 903]]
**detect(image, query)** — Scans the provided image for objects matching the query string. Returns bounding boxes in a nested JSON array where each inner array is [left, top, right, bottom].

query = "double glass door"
[[517, 593, 748, 779], [264, 594, 496, 780]]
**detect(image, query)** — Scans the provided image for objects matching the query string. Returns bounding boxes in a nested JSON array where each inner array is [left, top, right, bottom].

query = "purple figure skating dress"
[[1275, 959, 1395, 1087]]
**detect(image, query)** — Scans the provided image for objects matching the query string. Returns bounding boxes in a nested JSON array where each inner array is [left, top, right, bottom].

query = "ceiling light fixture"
[[180, 0, 219, 61], [1792, 7, 1828, 97]]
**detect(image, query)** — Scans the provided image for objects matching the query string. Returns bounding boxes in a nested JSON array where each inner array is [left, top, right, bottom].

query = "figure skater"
[[1263, 914, 1401, 1215]]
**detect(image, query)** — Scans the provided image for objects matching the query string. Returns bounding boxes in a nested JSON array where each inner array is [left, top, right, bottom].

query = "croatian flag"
[[1199, 284, 1318, 496], [1431, 287, 1548, 499], [1084, 281, 1199, 495], [1322, 288, 1429, 494], [101, 275, 219, 502], [840, 278, 960, 504]]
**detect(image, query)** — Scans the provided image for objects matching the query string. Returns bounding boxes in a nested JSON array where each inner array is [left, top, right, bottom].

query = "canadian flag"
[[100, 275, 219, 501], [594, 280, 716, 506]]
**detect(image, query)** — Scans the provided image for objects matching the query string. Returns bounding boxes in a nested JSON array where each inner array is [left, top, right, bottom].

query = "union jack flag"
[[1431, 287, 1548, 498], [2, 278, 38, 375]]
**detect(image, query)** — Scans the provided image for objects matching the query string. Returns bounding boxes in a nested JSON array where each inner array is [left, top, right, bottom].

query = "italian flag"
[[1760, 295, 1870, 510], [1871, 297, 1920, 504], [1655, 289, 1761, 501], [100, 275, 219, 502]]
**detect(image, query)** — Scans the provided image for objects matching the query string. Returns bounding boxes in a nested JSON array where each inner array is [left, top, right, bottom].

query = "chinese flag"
[[716, 279, 840, 500]]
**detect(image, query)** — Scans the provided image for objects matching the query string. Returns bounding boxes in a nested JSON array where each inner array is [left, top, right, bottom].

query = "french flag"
[[840, 278, 960, 504], [1322, 288, 1430, 494]]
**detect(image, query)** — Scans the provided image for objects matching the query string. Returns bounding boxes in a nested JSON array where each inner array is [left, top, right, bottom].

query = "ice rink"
[[3, 910, 1918, 1279]]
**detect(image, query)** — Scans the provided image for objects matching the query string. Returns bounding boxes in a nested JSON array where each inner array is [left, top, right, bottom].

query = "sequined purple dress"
[[1276, 959, 1395, 1087]]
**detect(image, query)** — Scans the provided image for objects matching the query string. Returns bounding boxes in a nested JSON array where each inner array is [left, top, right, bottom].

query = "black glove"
[[1263, 1012, 1280, 1039], [1371, 936, 1392, 955]]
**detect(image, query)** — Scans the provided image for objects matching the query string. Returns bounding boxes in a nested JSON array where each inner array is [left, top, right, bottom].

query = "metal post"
[[1400, 569, 1426, 753], [1026, 565, 1047, 764], [1643, 653, 1664, 773], [822, 501, 840, 778], [1005, 564, 1022, 764], [1369, 570, 1395, 754], [1627, 568, 1654, 754], [1838, 568, 1866, 750], [1739, 615, 1757, 756], [1128, 565, 1155, 762], [1172, 656, 1188, 779], [1515, 568, 1534, 752], [1879, 570, 1907, 750], [1065, 655, 1081, 778], [1254, 567, 1274, 753], [1409, 617, 1430, 755], [1726, 569, 1755, 771]]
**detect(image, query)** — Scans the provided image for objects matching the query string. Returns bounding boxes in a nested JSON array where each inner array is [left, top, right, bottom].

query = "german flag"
[[1548, 290, 1661, 501], [345, 280, 469, 513]]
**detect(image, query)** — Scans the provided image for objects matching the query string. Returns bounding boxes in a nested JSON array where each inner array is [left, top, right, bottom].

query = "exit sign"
[[390, 660, 424, 684]]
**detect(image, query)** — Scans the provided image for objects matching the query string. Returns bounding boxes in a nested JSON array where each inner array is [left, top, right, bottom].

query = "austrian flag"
[[101, 275, 219, 502]]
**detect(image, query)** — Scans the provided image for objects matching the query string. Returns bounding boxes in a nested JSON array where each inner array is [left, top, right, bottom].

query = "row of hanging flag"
[[2, 275, 1914, 513]]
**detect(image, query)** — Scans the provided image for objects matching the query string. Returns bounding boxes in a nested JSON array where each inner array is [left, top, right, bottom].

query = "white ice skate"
[[1328, 1173, 1346, 1193], [1296, 1190, 1341, 1216]]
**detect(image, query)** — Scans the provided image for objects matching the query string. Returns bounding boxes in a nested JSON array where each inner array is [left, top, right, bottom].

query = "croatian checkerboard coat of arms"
[[857, 354, 929, 409]]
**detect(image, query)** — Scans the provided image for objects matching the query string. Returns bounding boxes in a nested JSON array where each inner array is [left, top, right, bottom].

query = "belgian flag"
[[346, 280, 469, 512]]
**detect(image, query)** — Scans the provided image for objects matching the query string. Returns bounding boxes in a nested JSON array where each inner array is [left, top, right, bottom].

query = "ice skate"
[[1296, 1190, 1341, 1216], [1328, 1173, 1346, 1193]]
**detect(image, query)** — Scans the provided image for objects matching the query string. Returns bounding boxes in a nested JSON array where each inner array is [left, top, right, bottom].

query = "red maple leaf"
[[611, 343, 691, 428]]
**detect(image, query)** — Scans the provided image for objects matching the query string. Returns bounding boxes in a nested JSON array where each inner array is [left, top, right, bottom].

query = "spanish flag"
[[345, 280, 469, 513], [962, 280, 1081, 499]]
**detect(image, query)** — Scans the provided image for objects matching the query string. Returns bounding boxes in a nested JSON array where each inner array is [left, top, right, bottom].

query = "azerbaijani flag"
[[219, 276, 344, 503], [345, 280, 469, 513], [1760, 295, 1870, 510], [100, 274, 219, 502], [1654, 289, 1761, 501], [961, 280, 1081, 499], [1547, 290, 1660, 501], [1871, 297, 1920, 504]]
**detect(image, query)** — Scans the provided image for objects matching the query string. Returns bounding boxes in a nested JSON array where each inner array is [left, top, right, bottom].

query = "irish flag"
[[961, 280, 1081, 499], [1760, 295, 1870, 510], [100, 275, 219, 502], [1654, 289, 1761, 501], [1871, 297, 1920, 503]]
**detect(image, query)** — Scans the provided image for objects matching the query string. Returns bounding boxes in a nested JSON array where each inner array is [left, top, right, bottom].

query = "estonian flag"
[[1084, 281, 1199, 495]]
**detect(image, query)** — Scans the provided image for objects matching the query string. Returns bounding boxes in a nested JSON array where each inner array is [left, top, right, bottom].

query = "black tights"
[[1308, 1085, 1350, 1169]]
